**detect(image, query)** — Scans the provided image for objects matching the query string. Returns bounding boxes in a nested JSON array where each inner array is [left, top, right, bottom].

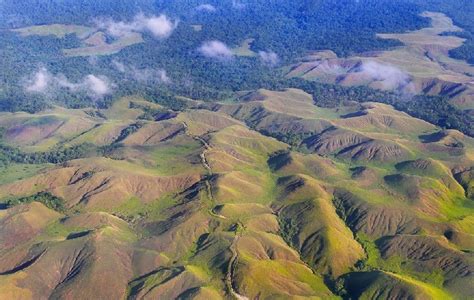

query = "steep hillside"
[[1, 88, 473, 299], [288, 12, 474, 111]]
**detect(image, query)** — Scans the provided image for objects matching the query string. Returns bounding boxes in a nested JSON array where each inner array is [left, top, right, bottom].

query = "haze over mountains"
[[0, 1, 473, 299]]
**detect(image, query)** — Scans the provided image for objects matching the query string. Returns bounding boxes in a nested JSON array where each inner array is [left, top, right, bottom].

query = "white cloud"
[[258, 50, 279, 66], [142, 14, 178, 38], [101, 20, 134, 37], [232, 0, 246, 9], [131, 67, 171, 84], [156, 69, 171, 84], [198, 40, 234, 60], [26, 67, 50, 93], [84, 75, 110, 96], [97, 13, 178, 39], [112, 60, 127, 73], [24, 68, 112, 97], [196, 4, 217, 12], [357, 61, 412, 90], [111, 60, 171, 84], [55, 74, 78, 90]]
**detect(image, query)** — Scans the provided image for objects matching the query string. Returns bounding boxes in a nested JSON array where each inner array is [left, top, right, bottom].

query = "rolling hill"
[[0, 88, 473, 299], [0, 0, 473, 299]]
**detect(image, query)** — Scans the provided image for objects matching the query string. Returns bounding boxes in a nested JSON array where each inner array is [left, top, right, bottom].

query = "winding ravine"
[[181, 121, 248, 299]]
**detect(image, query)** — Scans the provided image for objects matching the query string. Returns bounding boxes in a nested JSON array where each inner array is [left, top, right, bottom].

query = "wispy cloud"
[[357, 61, 413, 91], [25, 67, 50, 93], [196, 4, 217, 12], [198, 40, 234, 61], [132, 68, 170, 84], [112, 60, 171, 84], [258, 50, 279, 66], [97, 13, 178, 39], [24, 68, 112, 97], [112, 60, 127, 73], [232, 0, 246, 9], [84, 75, 111, 96]]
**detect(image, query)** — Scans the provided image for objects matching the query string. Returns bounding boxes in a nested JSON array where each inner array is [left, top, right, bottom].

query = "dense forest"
[[0, 140, 98, 167], [0, 0, 472, 137], [3, 191, 66, 212], [409, 0, 474, 64]]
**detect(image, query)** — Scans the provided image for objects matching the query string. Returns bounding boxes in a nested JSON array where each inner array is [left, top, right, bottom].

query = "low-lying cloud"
[[112, 60, 171, 84], [85, 75, 111, 96], [357, 61, 413, 91], [232, 0, 246, 9], [196, 4, 217, 12], [26, 67, 50, 93], [97, 13, 178, 39], [198, 40, 234, 60], [259, 50, 279, 66], [24, 67, 112, 97]]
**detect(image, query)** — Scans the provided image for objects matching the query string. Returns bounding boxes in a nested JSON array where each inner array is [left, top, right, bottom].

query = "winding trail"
[[181, 121, 246, 299], [226, 234, 249, 300], [181, 122, 223, 217], [181, 122, 212, 174]]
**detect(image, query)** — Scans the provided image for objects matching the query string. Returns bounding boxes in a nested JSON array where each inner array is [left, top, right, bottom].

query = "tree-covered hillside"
[[0, 0, 429, 107], [1, 2, 474, 299], [408, 0, 474, 64], [0, 0, 472, 136]]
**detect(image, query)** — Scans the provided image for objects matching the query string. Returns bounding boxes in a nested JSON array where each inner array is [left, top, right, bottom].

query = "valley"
[[288, 12, 474, 111], [0, 0, 473, 299], [0, 89, 473, 299]]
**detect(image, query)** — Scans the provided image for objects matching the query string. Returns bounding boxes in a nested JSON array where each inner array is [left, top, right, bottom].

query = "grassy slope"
[[0, 164, 52, 185], [0, 89, 473, 298], [12, 24, 144, 57]]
